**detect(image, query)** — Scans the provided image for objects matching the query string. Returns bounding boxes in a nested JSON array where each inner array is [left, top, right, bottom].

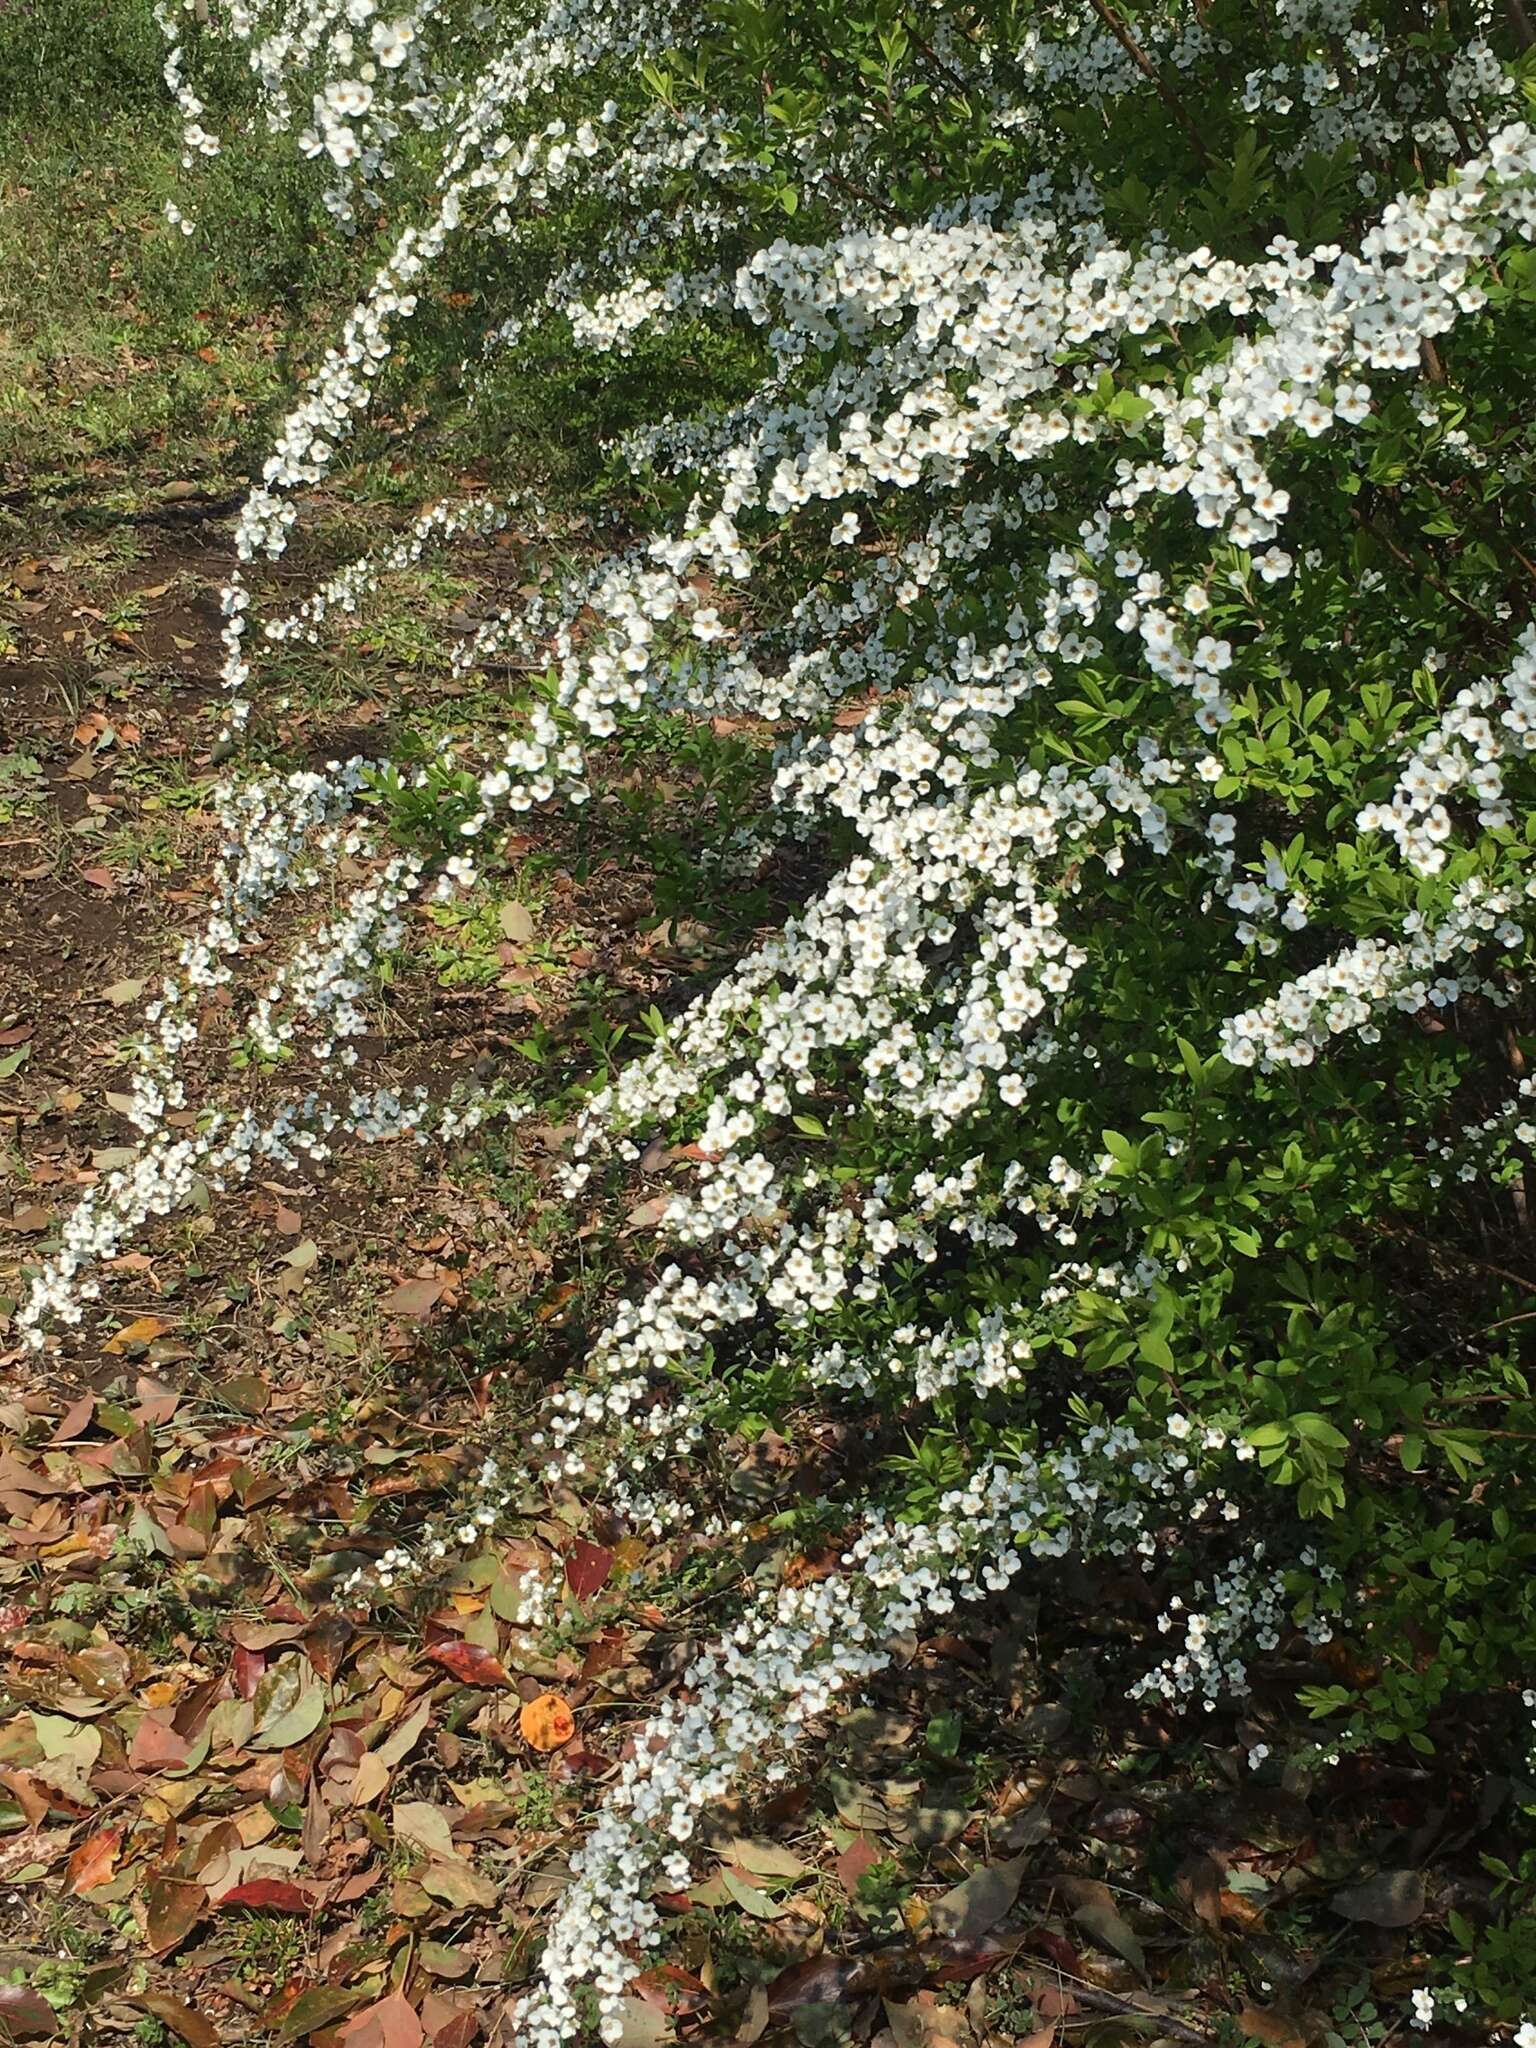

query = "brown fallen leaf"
[[145, 1876, 208, 1955], [1054, 1874, 1146, 1975], [381, 1276, 444, 1316], [1174, 1852, 1223, 1932], [928, 1854, 1028, 1941], [276, 1985, 367, 2040], [766, 1956, 868, 2016], [1330, 1868, 1425, 1927], [134, 1993, 220, 2048], [835, 1836, 881, 1892], [49, 1394, 95, 1443], [0, 1829, 67, 1882]]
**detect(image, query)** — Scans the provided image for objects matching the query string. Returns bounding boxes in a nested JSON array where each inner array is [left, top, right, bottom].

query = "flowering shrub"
[[19, 0, 1536, 2034]]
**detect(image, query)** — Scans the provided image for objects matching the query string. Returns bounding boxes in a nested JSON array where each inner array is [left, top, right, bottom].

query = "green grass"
[[0, 119, 293, 509]]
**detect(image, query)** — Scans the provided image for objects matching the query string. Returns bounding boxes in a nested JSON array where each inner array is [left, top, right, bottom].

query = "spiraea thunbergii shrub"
[[21, 0, 1536, 2034]]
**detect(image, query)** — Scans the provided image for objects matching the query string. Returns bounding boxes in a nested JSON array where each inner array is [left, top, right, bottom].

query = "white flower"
[[371, 17, 414, 67]]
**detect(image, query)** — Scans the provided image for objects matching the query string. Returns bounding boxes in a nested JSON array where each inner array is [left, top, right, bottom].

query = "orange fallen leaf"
[[105, 1316, 167, 1354], [519, 1693, 575, 1752], [67, 1827, 123, 1895]]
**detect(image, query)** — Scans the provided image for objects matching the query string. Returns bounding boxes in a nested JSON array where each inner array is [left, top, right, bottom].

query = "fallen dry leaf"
[[337, 1994, 426, 2048], [565, 1539, 614, 1602], [520, 1692, 576, 1751], [426, 1640, 512, 1688], [382, 1277, 444, 1316], [67, 1825, 123, 1894]]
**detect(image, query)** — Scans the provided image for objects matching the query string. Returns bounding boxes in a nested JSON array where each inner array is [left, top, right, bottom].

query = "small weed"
[[230, 1910, 307, 1990], [514, 1772, 560, 1832]]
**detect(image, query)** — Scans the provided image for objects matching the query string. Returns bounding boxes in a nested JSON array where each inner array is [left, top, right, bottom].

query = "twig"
[[1048, 1979, 1217, 2046], [1084, 0, 1209, 160], [1382, 1223, 1536, 1296], [905, 25, 974, 96]]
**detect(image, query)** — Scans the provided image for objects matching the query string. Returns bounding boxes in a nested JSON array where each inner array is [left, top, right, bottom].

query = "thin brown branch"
[[1084, 0, 1210, 160]]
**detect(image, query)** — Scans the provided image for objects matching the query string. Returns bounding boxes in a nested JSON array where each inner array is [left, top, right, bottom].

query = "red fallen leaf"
[[67, 1825, 123, 1894], [218, 1879, 315, 1913], [424, 1639, 512, 1687], [564, 1540, 614, 1602], [835, 1836, 880, 1892], [0, 1986, 58, 2039], [1024, 1926, 1085, 1977], [550, 1746, 609, 1779], [79, 866, 117, 893], [1037, 1987, 1078, 2021], [232, 1645, 266, 1699]]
